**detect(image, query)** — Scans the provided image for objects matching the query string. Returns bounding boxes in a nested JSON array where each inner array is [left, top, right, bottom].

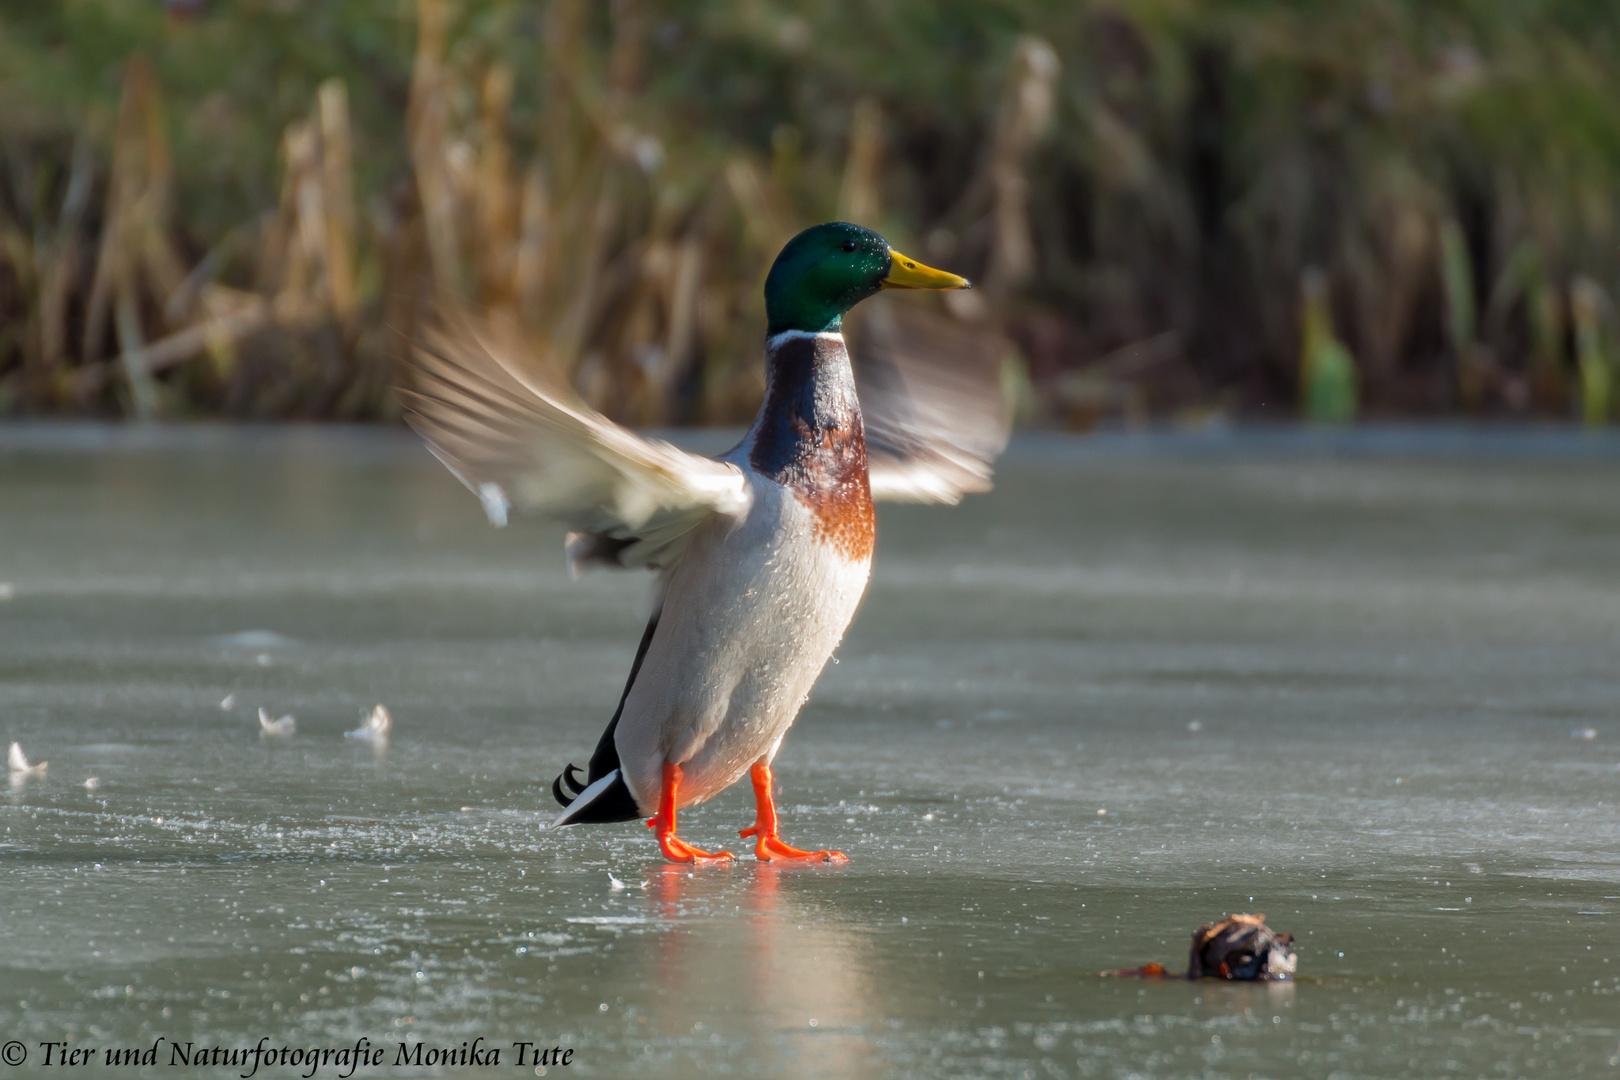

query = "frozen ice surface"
[[1, 425, 1618, 1079]]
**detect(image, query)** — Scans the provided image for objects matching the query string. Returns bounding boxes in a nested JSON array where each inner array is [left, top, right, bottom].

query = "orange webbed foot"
[[648, 762, 734, 864], [740, 762, 850, 864], [656, 826, 734, 863], [739, 825, 847, 863]]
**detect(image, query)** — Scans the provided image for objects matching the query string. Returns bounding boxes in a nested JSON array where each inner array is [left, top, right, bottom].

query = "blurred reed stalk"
[[0, 55, 366, 417], [985, 37, 1059, 297], [83, 57, 184, 417], [1570, 278, 1615, 425], [1298, 268, 1358, 424]]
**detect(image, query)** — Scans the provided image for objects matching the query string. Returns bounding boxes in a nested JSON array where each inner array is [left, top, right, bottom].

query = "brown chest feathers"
[[747, 333, 877, 563]]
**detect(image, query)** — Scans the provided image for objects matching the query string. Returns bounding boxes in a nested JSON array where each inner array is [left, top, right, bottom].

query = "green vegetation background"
[[3, 0, 1619, 424]]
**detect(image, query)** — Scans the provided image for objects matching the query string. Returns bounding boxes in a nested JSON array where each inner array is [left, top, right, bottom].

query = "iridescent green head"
[[763, 222, 970, 337]]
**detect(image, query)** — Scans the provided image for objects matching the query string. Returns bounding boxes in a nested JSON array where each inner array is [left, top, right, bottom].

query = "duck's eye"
[[841, 240, 857, 252]]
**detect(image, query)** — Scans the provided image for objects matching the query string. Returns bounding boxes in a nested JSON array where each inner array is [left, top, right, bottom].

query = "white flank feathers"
[[8, 742, 46, 776], [258, 708, 297, 738], [610, 476, 872, 809], [346, 704, 393, 741]]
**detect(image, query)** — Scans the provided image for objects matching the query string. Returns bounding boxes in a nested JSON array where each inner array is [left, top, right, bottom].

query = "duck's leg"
[[739, 762, 848, 863], [647, 762, 733, 863]]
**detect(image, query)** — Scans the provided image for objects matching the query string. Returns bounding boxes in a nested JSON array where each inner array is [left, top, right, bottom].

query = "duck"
[[403, 221, 1007, 863]]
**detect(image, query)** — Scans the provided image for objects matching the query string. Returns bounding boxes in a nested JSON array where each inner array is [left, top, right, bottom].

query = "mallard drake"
[[404, 221, 1006, 863]]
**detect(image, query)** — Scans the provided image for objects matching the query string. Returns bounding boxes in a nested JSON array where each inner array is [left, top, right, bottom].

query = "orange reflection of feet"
[[648, 762, 734, 864], [739, 763, 848, 863]]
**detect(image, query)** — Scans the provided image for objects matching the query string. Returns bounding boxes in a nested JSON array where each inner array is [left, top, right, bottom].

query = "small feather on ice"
[[9, 742, 46, 776], [258, 708, 297, 738], [345, 704, 393, 741]]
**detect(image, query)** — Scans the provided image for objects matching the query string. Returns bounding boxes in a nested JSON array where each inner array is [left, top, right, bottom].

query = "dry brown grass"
[[2, 2, 1618, 426]]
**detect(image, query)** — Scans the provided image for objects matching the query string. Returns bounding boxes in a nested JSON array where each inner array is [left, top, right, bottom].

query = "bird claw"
[[747, 833, 848, 863], [659, 833, 734, 864]]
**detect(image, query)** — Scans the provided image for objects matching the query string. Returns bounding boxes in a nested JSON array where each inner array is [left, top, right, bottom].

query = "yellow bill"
[[881, 247, 972, 290]]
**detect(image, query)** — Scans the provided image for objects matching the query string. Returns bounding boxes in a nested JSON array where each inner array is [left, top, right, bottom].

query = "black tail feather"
[[551, 763, 585, 809], [553, 769, 642, 826]]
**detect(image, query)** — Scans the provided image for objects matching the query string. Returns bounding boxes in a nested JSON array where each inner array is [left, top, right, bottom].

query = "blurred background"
[[2, 0, 1619, 429]]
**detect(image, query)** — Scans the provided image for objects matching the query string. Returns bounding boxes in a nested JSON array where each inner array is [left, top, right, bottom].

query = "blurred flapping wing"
[[853, 300, 1013, 504], [402, 318, 751, 573]]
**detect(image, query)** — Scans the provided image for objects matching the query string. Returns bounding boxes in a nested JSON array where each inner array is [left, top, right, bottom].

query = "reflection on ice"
[[643, 864, 875, 1077], [214, 630, 297, 649]]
